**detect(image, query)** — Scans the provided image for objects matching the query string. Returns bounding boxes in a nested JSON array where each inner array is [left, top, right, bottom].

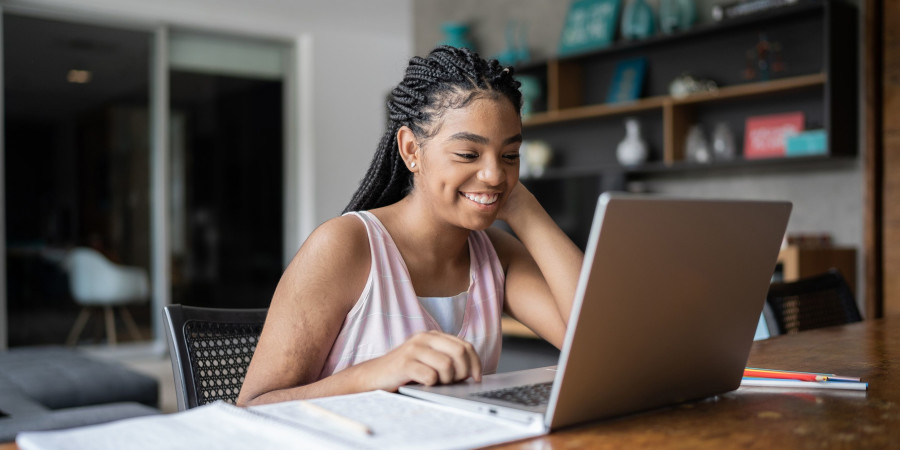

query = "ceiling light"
[[67, 69, 92, 84]]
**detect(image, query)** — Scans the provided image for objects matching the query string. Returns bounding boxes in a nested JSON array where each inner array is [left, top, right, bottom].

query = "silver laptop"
[[400, 193, 792, 431]]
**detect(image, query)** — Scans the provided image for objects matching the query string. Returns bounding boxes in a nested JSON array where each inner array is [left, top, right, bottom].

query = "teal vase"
[[517, 75, 542, 118], [660, 0, 696, 34], [441, 22, 475, 51], [622, 0, 656, 40]]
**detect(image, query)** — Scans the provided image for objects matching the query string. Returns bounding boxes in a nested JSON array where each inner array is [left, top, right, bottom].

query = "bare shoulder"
[[295, 215, 370, 274], [278, 214, 371, 309], [305, 215, 369, 253]]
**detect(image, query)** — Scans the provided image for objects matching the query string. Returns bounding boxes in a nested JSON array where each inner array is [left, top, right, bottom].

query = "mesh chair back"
[[163, 305, 268, 410], [765, 269, 861, 335]]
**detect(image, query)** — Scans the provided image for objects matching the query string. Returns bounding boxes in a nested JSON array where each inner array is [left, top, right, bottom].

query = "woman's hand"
[[498, 181, 537, 224], [356, 331, 483, 392]]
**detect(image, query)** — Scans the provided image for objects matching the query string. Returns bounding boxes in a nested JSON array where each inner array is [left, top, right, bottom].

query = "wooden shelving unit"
[[524, 73, 827, 165], [523, 94, 668, 126], [516, 0, 856, 170], [513, 0, 857, 250]]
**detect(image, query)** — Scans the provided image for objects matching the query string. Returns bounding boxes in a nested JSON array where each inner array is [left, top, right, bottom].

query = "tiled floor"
[[83, 335, 560, 415]]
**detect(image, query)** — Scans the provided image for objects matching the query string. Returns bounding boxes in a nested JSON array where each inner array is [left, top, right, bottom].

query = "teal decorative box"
[[785, 130, 827, 156]]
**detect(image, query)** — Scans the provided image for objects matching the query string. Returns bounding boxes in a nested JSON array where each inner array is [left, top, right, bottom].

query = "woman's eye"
[[454, 153, 478, 160], [504, 153, 520, 161]]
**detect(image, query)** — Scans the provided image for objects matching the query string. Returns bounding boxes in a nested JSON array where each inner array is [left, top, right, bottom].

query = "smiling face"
[[409, 96, 522, 230]]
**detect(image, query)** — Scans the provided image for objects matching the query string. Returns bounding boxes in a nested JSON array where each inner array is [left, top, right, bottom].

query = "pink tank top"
[[318, 211, 505, 379]]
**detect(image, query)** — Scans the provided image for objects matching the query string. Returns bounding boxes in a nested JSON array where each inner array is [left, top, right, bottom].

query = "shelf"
[[514, 0, 825, 72], [627, 154, 856, 175], [523, 96, 667, 127], [521, 154, 856, 181], [522, 73, 826, 129], [521, 166, 613, 181], [669, 73, 826, 106]]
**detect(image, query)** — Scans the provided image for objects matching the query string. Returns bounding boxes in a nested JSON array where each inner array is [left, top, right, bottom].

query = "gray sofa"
[[0, 346, 160, 442]]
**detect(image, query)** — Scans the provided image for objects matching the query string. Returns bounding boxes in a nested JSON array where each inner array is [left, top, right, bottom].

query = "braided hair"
[[343, 45, 523, 213]]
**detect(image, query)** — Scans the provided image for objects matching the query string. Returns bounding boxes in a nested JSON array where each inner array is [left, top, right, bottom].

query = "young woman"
[[237, 46, 583, 406]]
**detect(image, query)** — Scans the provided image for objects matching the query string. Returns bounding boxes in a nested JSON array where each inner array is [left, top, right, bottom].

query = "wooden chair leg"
[[66, 307, 92, 346], [120, 306, 142, 341], [104, 306, 117, 346]]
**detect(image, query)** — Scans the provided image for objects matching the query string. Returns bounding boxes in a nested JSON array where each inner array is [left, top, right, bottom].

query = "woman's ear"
[[397, 126, 419, 171]]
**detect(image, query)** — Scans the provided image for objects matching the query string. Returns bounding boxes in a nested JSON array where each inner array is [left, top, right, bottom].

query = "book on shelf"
[[785, 129, 827, 156], [559, 0, 622, 55], [743, 111, 805, 159], [606, 58, 647, 104]]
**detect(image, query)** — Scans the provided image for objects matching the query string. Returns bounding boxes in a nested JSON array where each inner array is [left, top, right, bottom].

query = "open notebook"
[[16, 391, 545, 450]]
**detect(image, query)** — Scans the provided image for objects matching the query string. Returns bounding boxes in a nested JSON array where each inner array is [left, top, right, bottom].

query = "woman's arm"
[[490, 182, 585, 349], [237, 216, 481, 406]]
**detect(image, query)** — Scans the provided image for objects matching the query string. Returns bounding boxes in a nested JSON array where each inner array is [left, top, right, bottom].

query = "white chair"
[[65, 247, 150, 346]]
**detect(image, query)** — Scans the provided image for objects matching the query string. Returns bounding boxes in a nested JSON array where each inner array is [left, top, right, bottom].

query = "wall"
[[413, 0, 866, 304]]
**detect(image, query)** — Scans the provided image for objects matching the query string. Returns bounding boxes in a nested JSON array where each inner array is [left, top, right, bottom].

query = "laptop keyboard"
[[471, 382, 553, 407]]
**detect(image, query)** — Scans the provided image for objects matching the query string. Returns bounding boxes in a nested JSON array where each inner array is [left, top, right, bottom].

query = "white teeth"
[[463, 193, 499, 205]]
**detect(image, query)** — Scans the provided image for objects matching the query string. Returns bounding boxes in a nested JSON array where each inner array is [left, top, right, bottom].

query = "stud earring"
[[410, 162, 417, 168]]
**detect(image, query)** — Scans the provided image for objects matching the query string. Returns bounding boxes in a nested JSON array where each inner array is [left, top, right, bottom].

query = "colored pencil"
[[745, 367, 861, 382], [744, 369, 827, 381]]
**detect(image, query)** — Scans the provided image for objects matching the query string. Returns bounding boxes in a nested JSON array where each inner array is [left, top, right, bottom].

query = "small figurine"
[[617, 118, 649, 166]]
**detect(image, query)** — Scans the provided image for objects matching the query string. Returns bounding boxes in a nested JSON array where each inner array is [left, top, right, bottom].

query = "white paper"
[[17, 391, 545, 450], [16, 402, 337, 450], [257, 390, 545, 450]]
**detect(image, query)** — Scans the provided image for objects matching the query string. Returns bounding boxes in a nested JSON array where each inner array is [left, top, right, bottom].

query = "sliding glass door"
[[2, 14, 291, 348]]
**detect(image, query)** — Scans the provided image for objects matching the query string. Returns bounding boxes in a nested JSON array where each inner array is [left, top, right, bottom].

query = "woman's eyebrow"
[[447, 132, 523, 146], [504, 133, 523, 145], [448, 132, 489, 144]]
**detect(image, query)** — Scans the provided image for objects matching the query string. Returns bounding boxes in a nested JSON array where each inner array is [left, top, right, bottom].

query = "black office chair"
[[764, 269, 862, 336], [162, 305, 268, 411]]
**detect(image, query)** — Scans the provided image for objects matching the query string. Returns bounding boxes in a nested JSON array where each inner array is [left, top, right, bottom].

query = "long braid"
[[343, 45, 522, 213]]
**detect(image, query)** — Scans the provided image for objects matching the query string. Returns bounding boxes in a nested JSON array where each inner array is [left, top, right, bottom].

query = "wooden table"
[[493, 317, 900, 448], [3, 318, 898, 449]]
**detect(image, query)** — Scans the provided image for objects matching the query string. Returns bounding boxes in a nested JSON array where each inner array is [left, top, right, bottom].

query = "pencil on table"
[[301, 401, 374, 436]]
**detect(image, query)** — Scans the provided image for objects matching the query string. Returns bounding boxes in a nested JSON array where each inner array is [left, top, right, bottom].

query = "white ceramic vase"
[[685, 124, 711, 163], [617, 118, 648, 166], [522, 140, 552, 177], [712, 122, 737, 161]]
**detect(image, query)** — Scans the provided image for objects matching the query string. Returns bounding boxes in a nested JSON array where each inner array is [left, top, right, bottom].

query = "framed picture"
[[743, 112, 805, 159], [606, 58, 647, 103], [559, 0, 623, 56]]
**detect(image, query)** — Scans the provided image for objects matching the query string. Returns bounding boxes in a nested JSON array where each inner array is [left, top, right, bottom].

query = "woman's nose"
[[478, 157, 506, 185]]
